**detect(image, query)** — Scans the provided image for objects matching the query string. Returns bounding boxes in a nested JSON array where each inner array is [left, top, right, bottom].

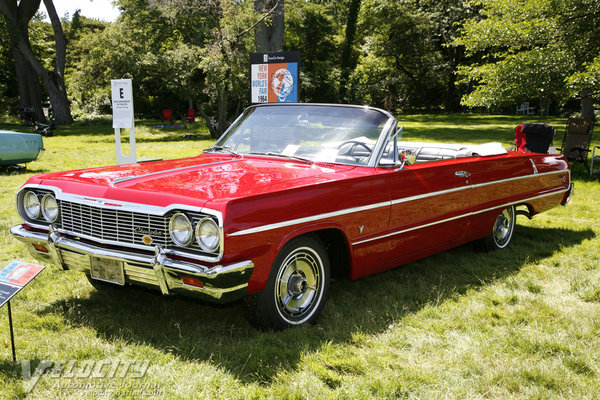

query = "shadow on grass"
[[36, 224, 594, 384], [0, 167, 46, 176]]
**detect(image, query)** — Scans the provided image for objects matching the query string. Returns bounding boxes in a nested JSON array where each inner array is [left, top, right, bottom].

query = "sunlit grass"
[[0, 115, 599, 399]]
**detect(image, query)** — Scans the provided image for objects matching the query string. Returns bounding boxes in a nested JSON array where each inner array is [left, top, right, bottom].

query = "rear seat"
[[415, 147, 459, 162], [399, 142, 506, 164]]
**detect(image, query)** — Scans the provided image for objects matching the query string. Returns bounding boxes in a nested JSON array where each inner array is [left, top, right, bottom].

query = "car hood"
[[35, 154, 356, 208]]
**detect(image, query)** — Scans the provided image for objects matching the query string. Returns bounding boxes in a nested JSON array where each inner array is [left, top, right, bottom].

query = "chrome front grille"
[[59, 201, 170, 247], [58, 200, 214, 253]]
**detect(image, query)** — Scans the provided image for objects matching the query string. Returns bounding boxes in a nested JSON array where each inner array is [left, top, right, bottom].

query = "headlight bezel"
[[169, 212, 193, 247], [41, 193, 59, 222], [195, 217, 221, 252], [23, 191, 41, 219]]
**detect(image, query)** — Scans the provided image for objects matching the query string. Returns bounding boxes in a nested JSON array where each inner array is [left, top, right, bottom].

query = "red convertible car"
[[11, 104, 572, 329]]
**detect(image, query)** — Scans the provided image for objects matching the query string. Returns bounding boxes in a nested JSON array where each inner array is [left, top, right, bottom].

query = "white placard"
[[111, 79, 134, 129], [111, 79, 136, 164], [251, 64, 269, 103]]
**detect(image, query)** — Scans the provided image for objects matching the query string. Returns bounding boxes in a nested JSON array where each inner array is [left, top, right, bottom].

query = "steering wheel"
[[337, 140, 373, 160]]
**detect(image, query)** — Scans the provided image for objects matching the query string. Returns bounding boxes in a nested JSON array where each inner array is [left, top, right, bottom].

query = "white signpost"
[[111, 79, 137, 164]]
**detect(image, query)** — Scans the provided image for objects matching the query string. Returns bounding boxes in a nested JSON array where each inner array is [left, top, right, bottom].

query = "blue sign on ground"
[[0, 260, 45, 308], [0, 284, 20, 308]]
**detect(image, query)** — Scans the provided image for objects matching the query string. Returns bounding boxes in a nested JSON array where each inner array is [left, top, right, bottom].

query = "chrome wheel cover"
[[275, 246, 324, 324], [492, 207, 515, 248]]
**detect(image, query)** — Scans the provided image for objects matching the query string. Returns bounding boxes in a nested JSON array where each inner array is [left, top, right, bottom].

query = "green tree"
[[339, 0, 360, 102], [285, 1, 340, 103], [417, 0, 477, 111], [254, 0, 284, 52], [455, 0, 599, 118], [66, 1, 178, 116], [0, 0, 74, 124], [0, 15, 18, 115], [149, 0, 267, 137], [352, 0, 447, 111]]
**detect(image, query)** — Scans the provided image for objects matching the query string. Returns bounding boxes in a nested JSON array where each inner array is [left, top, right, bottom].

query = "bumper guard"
[[10, 224, 254, 303]]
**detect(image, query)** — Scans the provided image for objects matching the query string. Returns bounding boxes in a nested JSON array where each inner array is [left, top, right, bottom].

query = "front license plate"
[[90, 257, 125, 286]]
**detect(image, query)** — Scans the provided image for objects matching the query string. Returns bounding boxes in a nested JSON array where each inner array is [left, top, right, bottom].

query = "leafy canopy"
[[455, 0, 600, 108]]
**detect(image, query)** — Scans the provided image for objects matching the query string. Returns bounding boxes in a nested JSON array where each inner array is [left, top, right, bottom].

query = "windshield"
[[212, 105, 392, 165]]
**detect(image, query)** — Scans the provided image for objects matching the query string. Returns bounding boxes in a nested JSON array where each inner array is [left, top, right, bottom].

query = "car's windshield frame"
[[212, 104, 397, 167]]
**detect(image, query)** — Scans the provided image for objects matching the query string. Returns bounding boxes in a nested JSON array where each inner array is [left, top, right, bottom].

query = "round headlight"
[[195, 218, 220, 252], [41, 194, 59, 222], [23, 191, 41, 219], [169, 213, 193, 246]]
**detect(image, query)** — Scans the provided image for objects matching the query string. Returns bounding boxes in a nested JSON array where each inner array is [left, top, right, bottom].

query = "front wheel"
[[482, 205, 516, 251], [244, 235, 330, 330]]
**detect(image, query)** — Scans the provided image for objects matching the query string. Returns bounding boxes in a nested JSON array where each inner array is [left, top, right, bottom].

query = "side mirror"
[[400, 149, 417, 165]]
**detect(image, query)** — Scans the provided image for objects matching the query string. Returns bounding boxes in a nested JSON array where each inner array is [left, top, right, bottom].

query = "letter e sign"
[[111, 79, 134, 128]]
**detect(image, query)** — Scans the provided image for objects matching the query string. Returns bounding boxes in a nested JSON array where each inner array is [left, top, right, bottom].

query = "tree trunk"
[[0, 0, 73, 124], [42, 0, 73, 124], [216, 90, 228, 137], [1, 0, 45, 122], [43, 70, 71, 123], [339, 0, 361, 102], [580, 89, 595, 122], [196, 105, 218, 138], [11, 45, 45, 122], [254, 0, 284, 53]]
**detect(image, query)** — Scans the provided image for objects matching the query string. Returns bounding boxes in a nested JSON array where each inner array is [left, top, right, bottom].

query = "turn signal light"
[[181, 276, 204, 288], [33, 244, 49, 253]]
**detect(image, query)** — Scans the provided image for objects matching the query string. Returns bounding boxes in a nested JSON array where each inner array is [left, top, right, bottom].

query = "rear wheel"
[[482, 205, 516, 251], [245, 235, 330, 330]]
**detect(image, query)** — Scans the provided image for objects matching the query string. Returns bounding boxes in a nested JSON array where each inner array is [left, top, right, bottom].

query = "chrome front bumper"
[[10, 224, 254, 303]]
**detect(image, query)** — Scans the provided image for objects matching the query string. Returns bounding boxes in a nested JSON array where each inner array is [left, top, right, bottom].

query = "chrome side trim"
[[229, 169, 569, 237], [390, 169, 565, 206], [228, 200, 392, 237], [352, 187, 570, 245], [530, 159, 538, 174]]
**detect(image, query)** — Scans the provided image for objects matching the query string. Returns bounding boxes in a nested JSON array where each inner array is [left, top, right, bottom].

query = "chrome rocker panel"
[[10, 224, 254, 303]]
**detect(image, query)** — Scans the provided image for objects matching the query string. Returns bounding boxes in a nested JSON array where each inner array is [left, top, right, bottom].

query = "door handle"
[[455, 171, 471, 178]]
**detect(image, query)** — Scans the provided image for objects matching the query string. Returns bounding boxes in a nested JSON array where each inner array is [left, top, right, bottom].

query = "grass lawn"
[[0, 114, 599, 399]]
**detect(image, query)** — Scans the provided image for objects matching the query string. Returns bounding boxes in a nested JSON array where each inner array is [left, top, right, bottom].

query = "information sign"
[[250, 52, 300, 103], [0, 261, 44, 307], [1, 260, 45, 361], [111, 79, 134, 129]]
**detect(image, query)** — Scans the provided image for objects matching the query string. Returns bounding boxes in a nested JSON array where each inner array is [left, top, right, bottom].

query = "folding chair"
[[20, 107, 36, 126], [161, 109, 173, 123], [557, 118, 594, 173], [182, 108, 195, 123], [514, 122, 555, 153], [591, 145, 600, 177]]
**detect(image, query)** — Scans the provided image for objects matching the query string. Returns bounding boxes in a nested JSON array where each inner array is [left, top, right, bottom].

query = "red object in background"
[[514, 123, 555, 153], [515, 124, 527, 152], [161, 109, 173, 123], [182, 108, 195, 123]]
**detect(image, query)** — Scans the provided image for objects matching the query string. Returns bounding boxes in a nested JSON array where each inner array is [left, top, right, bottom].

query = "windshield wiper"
[[203, 146, 239, 156], [248, 152, 313, 164]]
